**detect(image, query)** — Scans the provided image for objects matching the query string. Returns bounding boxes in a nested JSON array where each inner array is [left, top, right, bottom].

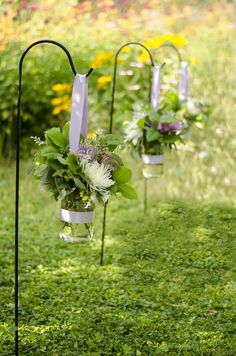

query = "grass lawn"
[[0, 162, 235, 355]]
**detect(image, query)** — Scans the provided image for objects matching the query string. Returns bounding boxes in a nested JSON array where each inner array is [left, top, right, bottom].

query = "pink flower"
[[19, 1, 28, 10], [29, 3, 38, 11]]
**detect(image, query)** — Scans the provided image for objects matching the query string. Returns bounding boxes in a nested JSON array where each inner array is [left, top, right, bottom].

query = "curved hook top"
[[19, 40, 93, 77], [115, 41, 155, 66], [153, 41, 182, 63]]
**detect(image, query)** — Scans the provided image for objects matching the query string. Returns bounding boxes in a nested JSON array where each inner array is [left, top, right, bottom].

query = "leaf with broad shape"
[[118, 184, 137, 199], [159, 114, 176, 124], [45, 127, 67, 150], [113, 166, 132, 185], [146, 128, 161, 142], [73, 177, 86, 189], [62, 122, 70, 141], [66, 152, 79, 171], [102, 134, 121, 151]]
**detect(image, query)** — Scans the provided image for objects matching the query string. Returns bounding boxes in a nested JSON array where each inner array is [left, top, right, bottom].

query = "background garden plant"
[[0, 0, 235, 354]]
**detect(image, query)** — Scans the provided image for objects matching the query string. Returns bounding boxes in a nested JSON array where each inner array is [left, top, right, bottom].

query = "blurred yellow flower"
[[144, 36, 164, 49], [163, 34, 188, 47], [141, 34, 188, 63], [87, 132, 96, 139], [97, 75, 112, 88], [51, 95, 69, 106], [52, 83, 71, 92], [52, 106, 63, 115], [144, 34, 187, 51], [91, 52, 113, 69], [139, 51, 150, 63], [61, 102, 70, 110], [52, 95, 70, 115], [121, 47, 131, 53], [189, 56, 201, 66]]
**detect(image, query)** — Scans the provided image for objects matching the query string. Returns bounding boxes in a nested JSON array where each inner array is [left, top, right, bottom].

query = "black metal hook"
[[109, 41, 155, 134], [100, 42, 156, 266], [152, 41, 182, 63], [14, 39, 93, 356]]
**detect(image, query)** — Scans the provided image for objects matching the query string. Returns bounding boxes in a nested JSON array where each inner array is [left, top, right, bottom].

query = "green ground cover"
[[0, 164, 235, 355]]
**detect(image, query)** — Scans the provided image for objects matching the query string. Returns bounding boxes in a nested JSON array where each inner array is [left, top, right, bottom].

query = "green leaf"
[[110, 183, 118, 194], [57, 155, 67, 165], [73, 177, 86, 189], [102, 134, 121, 151], [45, 127, 67, 149], [113, 166, 132, 185], [62, 122, 70, 141], [149, 111, 160, 123], [65, 152, 79, 171], [47, 159, 64, 170], [137, 117, 146, 129], [159, 114, 176, 124], [40, 146, 60, 159], [118, 184, 137, 199], [33, 164, 48, 178], [146, 128, 161, 142], [52, 169, 67, 177]]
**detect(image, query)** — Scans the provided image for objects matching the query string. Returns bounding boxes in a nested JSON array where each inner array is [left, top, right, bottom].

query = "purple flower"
[[97, 152, 119, 171], [76, 145, 97, 160], [157, 121, 182, 133]]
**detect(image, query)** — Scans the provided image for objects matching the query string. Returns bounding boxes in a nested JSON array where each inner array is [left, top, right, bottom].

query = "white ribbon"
[[60, 208, 94, 224], [178, 61, 189, 103], [142, 154, 164, 164], [69, 74, 88, 152], [151, 65, 161, 110]]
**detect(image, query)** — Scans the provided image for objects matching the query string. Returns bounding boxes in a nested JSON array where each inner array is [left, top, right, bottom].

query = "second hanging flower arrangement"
[[123, 47, 211, 178]]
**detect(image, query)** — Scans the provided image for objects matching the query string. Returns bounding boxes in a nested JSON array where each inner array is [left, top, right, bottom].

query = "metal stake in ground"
[[100, 42, 155, 266], [14, 39, 93, 356]]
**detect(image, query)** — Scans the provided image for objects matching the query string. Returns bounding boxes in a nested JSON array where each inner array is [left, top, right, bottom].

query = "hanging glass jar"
[[142, 154, 164, 178], [60, 193, 94, 243], [141, 140, 164, 178]]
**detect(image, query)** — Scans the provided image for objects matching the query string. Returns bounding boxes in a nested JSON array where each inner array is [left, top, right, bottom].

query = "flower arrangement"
[[124, 91, 211, 156], [160, 91, 211, 133], [32, 123, 137, 203], [124, 103, 184, 157], [32, 123, 137, 242]]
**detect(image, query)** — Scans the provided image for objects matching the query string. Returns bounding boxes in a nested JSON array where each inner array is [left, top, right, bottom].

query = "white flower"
[[84, 161, 114, 192], [124, 119, 143, 146], [186, 97, 201, 116]]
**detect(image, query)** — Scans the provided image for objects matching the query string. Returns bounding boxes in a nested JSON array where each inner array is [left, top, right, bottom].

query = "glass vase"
[[142, 154, 164, 178], [60, 194, 94, 243]]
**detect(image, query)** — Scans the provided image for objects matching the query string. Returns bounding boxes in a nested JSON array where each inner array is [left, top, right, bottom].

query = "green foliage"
[[0, 164, 235, 355], [32, 123, 136, 203], [45, 127, 68, 150], [145, 127, 161, 142]]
